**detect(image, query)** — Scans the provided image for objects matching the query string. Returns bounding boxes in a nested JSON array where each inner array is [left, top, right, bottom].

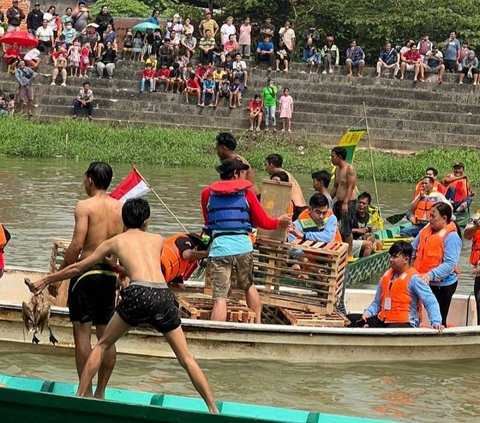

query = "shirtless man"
[[60, 162, 123, 398], [28, 199, 218, 413], [330, 147, 357, 254], [265, 153, 307, 219], [215, 132, 261, 197]]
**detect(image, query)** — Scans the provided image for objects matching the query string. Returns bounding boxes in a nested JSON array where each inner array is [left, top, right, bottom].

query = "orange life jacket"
[[413, 222, 459, 274], [444, 174, 470, 203], [0, 225, 6, 250], [414, 180, 445, 198], [377, 267, 418, 324], [469, 209, 480, 266], [297, 209, 343, 243], [160, 234, 190, 282], [413, 192, 443, 222]]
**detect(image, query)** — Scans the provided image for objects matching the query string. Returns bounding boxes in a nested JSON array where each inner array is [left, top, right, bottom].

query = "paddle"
[[386, 213, 406, 225]]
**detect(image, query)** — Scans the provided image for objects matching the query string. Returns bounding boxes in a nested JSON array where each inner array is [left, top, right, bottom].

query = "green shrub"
[[91, 0, 152, 18]]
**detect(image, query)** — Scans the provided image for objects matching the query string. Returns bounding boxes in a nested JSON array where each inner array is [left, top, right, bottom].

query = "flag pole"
[[134, 168, 189, 233], [363, 102, 381, 215]]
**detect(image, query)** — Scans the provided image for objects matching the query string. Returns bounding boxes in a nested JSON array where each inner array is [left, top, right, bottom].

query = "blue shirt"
[[444, 38, 460, 61], [287, 214, 338, 244], [412, 231, 462, 286], [365, 274, 442, 327], [347, 46, 364, 61], [209, 234, 252, 258], [203, 79, 216, 90], [379, 49, 397, 65], [257, 41, 273, 52]]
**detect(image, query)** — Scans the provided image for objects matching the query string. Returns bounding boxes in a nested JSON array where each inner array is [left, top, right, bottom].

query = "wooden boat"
[[0, 374, 395, 423], [1, 267, 479, 364]]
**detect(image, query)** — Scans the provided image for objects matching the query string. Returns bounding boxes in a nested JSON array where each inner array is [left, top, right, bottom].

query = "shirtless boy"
[[216, 132, 260, 197], [265, 153, 307, 220], [330, 147, 357, 254], [28, 199, 218, 413], [60, 162, 123, 398]]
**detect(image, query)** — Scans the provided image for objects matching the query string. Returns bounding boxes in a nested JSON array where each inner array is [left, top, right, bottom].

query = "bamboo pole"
[[134, 167, 189, 233], [362, 102, 381, 216]]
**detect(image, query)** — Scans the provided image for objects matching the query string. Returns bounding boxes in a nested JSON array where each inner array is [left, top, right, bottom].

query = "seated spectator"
[[132, 30, 143, 61], [302, 26, 320, 62], [306, 47, 321, 74], [166, 63, 184, 92], [51, 45, 67, 67], [400, 39, 414, 57], [36, 18, 55, 53], [96, 41, 116, 79], [97, 23, 117, 59], [212, 64, 226, 86], [181, 30, 197, 61], [195, 62, 212, 85], [140, 63, 155, 93], [215, 73, 230, 107], [23, 47, 41, 69], [458, 41, 470, 71], [443, 31, 460, 73], [459, 50, 479, 85], [122, 28, 134, 60], [145, 52, 158, 70], [275, 39, 290, 72], [158, 38, 174, 67], [376, 41, 399, 78], [62, 21, 77, 47], [51, 52, 68, 86], [184, 72, 201, 105], [443, 162, 473, 212], [232, 53, 248, 88], [221, 53, 234, 76], [4, 41, 20, 73], [417, 33, 433, 59], [229, 76, 242, 108], [155, 63, 170, 92], [54, 35, 68, 51], [351, 192, 380, 258], [345, 39, 365, 77], [201, 73, 216, 107], [423, 45, 445, 84], [238, 17, 252, 59], [353, 241, 443, 329], [169, 29, 181, 56], [141, 28, 154, 60], [400, 43, 424, 82], [85, 25, 100, 64], [248, 94, 263, 130], [320, 36, 340, 74], [413, 167, 445, 198], [198, 29, 216, 65], [223, 34, 239, 59], [311, 170, 333, 208], [182, 63, 194, 81], [254, 36, 275, 70], [68, 40, 81, 77], [73, 81, 93, 120]]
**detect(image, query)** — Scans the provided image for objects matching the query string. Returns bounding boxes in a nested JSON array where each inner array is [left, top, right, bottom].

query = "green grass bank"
[[2, 118, 480, 185]]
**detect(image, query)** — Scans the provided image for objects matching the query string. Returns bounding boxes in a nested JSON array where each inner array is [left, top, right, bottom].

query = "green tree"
[[91, 0, 152, 18]]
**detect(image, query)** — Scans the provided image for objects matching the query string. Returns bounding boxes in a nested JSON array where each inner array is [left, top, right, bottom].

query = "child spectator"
[[195, 62, 212, 85], [68, 40, 81, 77], [215, 73, 230, 107], [229, 76, 241, 108], [232, 53, 248, 88], [140, 63, 155, 92], [123, 28, 134, 60], [201, 73, 216, 107], [184, 72, 201, 105], [307, 47, 321, 74], [7, 94, 15, 116], [62, 21, 76, 47], [155, 63, 170, 92], [132, 30, 143, 61], [248, 94, 263, 130], [145, 52, 158, 70], [182, 63, 194, 81], [166, 62, 184, 92], [238, 17, 252, 58], [23, 48, 41, 69], [79, 42, 91, 77], [212, 64, 226, 86], [0, 97, 8, 117], [279, 87, 293, 132], [51, 52, 68, 86]]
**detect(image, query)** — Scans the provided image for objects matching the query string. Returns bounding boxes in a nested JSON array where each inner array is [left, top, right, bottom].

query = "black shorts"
[[333, 200, 357, 238], [116, 281, 181, 334], [444, 59, 457, 72], [68, 263, 117, 325]]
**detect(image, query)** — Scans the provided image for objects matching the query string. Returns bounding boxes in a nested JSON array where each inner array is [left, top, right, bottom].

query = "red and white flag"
[[109, 169, 151, 204]]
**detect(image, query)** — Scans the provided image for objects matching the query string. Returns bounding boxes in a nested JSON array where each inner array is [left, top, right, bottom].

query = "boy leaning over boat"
[[349, 241, 443, 330], [28, 199, 218, 413], [201, 158, 291, 324]]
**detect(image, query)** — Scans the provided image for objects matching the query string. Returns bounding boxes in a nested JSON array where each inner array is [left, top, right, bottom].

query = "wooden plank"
[[259, 294, 326, 313]]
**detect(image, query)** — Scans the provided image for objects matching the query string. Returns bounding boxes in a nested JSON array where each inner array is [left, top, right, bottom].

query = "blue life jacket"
[[205, 180, 253, 234]]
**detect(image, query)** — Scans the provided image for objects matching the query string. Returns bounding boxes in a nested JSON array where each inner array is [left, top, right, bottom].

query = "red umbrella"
[[0, 31, 39, 48]]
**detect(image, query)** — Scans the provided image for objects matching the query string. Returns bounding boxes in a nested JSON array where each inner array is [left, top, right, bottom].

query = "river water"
[[1, 156, 479, 422]]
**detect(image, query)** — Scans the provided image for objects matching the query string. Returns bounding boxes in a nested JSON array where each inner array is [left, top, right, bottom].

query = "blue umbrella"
[[132, 22, 160, 32]]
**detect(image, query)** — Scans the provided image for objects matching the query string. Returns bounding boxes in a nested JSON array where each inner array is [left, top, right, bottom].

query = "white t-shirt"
[[24, 48, 41, 61], [220, 23, 236, 45], [279, 27, 295, 51], [36, 26, 54, 42], [232, 60, 247, 71]]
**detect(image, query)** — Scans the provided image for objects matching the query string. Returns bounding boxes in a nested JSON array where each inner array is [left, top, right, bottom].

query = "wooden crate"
[[279, 308, 350, 327], [254, 237, 349, 314], [175, 294, 256, 324], [49, 239, 71, 307]]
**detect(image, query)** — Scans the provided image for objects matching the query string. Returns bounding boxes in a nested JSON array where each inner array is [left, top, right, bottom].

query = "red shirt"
[[142, 68, 155, 78], [156, 68, 170, 79], [201, 185, 279, 230], [5, 47, 19, 58], [186, 78, 200, 89], [249, 100, 263, 111], [196, 65, 212, 78], [403, 50, 421, 62]]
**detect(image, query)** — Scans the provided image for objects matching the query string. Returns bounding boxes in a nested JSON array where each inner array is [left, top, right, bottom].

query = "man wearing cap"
[[181, 29, 197, 60], [199, 9, 218, 38], [6, 0, 25, 32], [444, 163, 473, 212], [201, 158, 291, 323], [0, 224, 11, 279], [27, 2, 44, 35]]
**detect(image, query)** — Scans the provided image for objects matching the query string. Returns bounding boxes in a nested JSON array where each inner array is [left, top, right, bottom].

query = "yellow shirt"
[[212, 70, 225, 83], [145, 58, 158, 69]]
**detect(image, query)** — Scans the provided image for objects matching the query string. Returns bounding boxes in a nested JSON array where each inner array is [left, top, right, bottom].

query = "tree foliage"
[[91, 0, 152, 18]]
